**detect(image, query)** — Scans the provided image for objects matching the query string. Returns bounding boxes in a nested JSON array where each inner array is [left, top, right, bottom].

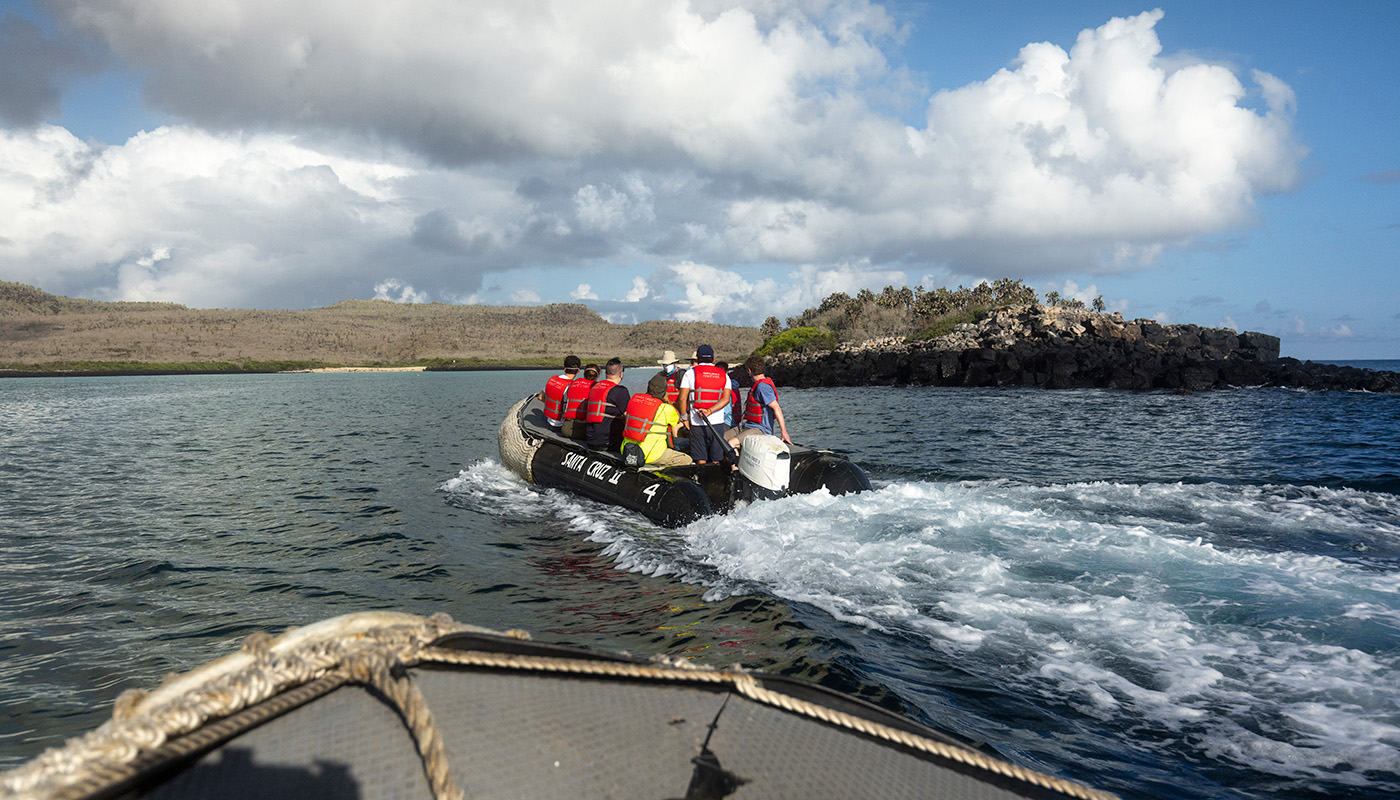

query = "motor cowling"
[[737, 434, 790, 493]]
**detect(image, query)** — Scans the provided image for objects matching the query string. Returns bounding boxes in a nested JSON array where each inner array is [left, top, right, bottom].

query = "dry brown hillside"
[[0, 282, 762, 368]]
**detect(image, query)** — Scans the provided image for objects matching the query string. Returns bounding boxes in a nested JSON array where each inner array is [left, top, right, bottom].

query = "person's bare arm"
[[770, 400, 790, 443]]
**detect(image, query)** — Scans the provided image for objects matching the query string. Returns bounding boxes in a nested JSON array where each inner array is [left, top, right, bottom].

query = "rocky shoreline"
[[767, 305, 1400, 393]]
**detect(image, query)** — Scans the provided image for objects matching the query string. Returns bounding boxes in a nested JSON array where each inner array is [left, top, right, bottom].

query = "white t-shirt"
[[679, 366, 728, 426]]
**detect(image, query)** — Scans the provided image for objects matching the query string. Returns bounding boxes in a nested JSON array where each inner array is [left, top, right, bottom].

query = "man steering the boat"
[[729, 354, 791, 448], [679, 344, 731, 465]]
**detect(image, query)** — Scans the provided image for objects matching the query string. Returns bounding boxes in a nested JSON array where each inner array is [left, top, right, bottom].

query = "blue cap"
[[696, 344, 714, 359]]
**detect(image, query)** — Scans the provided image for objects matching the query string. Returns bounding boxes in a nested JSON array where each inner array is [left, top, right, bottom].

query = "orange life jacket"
[[563, 378, 594, 420], [543, 374, 571, 421], [622, 393, 669, 443], [689, 364, 728, 408], [744, 376, 776, 424], [586, 380, 619, 423]]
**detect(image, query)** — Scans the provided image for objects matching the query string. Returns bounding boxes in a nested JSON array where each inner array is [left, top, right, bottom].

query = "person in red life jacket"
[[679, 344, 731, 464], [537, 354, 580, 430], [560, 363, 598, 439], [585, 358, 630, 451], [646, 350, 683, 409], [728, 354, 790, 448], [621, 391, 692, 467]]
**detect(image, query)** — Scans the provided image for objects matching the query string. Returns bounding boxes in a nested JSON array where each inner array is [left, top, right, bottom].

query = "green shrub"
[[908, 306, 989, 341], [755, 327, 837, 356]]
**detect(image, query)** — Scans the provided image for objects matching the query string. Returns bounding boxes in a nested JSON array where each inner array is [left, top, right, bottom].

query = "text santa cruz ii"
[[561, 452, 622, 485]]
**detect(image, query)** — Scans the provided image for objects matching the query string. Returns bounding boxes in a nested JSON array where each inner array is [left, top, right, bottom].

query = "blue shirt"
[[723, 378, 738, 427]]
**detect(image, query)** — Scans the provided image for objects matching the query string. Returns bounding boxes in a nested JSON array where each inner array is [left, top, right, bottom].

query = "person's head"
[[657, 350, 679, 374], [605, 357, 624, 379], [563, 354, 581, 373], [582, 363, 600, 381], [716, 361, 729, 371], [744, 355, 766, 377], [695, 344, 714, 364]]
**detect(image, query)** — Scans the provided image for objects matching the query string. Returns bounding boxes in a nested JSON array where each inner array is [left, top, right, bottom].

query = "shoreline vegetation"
[[4, 280, 1397, 391]]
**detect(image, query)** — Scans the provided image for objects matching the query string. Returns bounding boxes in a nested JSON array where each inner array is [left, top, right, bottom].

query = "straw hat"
[[656, 350, 679, 365]]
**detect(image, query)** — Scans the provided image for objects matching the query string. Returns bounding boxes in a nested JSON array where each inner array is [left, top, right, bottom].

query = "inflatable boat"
[[498, 395, 871, 527], [1, 611, 1118, 800]]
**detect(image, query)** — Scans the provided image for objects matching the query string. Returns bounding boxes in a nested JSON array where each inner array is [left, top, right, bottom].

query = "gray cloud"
[[0, 14, 103, 127]]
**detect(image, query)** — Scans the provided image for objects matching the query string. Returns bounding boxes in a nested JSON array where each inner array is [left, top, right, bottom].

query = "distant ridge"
[[0, 282, 761, 370], [0, 281, 188, 315]]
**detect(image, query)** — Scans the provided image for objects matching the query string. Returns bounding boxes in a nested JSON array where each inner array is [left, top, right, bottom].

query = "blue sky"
[[1, 1, 1396, 358]]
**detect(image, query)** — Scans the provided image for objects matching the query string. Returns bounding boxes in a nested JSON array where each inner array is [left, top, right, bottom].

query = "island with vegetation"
[[755, 280, 1398, 392], [3, 279, 1395, 391]]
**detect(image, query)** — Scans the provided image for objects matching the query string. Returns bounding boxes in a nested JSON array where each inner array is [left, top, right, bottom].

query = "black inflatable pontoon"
[[498, 395, 871, 527], [1, 612, 1118, 800]]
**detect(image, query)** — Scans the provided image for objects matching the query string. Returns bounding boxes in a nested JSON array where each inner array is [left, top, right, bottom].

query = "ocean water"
[[2, 368, 1399, 799]]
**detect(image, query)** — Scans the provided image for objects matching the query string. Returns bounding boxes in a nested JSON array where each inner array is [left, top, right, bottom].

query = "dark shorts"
[[688, 422, 726, 463]]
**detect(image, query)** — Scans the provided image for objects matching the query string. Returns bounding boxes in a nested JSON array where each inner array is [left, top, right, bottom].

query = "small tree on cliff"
[[992, 278, 1038, 307], [760, 316, 782, 339]]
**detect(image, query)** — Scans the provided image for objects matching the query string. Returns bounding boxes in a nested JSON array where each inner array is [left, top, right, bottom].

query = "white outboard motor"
[[736, 434, 791, 500]]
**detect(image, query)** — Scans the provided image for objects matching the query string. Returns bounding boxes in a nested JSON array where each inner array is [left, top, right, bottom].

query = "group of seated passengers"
[[537, 344, 790, 467]]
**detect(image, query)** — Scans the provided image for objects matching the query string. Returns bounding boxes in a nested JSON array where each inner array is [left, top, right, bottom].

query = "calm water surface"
[[2, 369, 1399, 799]]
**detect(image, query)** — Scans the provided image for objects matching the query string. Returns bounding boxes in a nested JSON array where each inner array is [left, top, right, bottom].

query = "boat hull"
[[499, 395, 872, 527], [529, 440, 716, 527]]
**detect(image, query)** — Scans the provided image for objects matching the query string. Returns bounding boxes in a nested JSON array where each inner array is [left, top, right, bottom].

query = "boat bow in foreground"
[[1, 611, 1117, 800]]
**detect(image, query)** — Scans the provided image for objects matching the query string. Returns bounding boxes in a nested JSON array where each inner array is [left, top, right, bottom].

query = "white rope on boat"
[[0, 612, 473, 800], [497, 396, 542, 483], [1, 611, 1119, 800], [414, 647, 1121, 800]]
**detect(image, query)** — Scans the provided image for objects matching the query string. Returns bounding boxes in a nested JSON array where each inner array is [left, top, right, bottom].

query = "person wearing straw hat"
[[647, 349, 683, 407]]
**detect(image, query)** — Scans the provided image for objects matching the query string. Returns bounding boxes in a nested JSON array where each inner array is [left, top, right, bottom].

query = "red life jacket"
[[664, 374, 680, 404], [586, 380, 618, 423], [744, 376, 776, 424], [563, 378, 594, 420], [689, 364, 728, 408], [543, 374, 571, 421], [622, 393, 667, 443]]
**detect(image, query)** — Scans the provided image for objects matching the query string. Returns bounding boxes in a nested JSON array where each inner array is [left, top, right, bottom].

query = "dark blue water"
[[3, 369, 1399, 799]]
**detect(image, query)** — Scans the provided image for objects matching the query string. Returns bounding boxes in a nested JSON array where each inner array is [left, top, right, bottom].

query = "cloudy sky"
[[1, 1, 1396, 358]]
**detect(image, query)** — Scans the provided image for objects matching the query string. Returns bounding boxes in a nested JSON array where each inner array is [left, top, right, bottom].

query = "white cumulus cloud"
[[374, 279, 430, 304], [1, 2, 1304, 322]]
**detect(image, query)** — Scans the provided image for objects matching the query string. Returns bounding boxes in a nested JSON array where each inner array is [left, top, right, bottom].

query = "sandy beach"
[[290, 366, 427, 373]]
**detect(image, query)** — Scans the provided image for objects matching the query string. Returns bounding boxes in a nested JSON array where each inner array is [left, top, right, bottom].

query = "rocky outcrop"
[[767, 306, 1400, 393]]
